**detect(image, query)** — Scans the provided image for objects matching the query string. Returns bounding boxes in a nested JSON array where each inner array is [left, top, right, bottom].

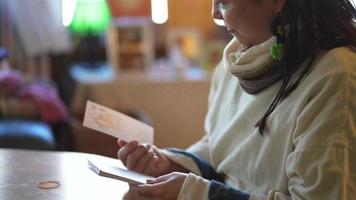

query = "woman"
[[117, 0, 356, 199]]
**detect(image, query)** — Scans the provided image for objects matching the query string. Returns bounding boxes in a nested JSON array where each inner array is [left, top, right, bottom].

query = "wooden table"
[[0, 149, 141, 200]]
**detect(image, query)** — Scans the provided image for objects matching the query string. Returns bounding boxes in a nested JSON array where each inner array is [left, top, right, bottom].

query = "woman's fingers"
[[117, 140, 139, 165], [126, 144, 149, 170], [117, 141, 171, 177], [136, 183, 164, 198], [146, 173, 172, 184], [153, 147, 165, 159], [117, 139, 127, 148], [134, 149, 155, 173], [135, 173, 187, 199], [143, 155, 160, 176]]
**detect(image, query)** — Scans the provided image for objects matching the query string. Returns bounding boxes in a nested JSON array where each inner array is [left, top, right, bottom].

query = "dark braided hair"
[[256, 0, 356, 135]]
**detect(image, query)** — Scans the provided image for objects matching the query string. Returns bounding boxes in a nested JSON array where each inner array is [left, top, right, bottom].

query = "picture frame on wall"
[[166, 28, 203, 69], [106, 17, 154, 73]]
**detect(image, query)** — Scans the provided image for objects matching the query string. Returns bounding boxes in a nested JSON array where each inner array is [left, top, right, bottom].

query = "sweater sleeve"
[[285, 61, 356, 199], [178, 173, 251, 200], [161, 133, 213, 176]]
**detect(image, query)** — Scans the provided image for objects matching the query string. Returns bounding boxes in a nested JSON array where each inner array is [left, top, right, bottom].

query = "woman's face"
[[212, 0, 285, 48]]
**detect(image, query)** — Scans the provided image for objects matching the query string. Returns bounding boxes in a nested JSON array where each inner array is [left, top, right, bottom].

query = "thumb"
[[117, 139, 127, 147], [153, 147, 166, 160], [146, 173, 173, 184]]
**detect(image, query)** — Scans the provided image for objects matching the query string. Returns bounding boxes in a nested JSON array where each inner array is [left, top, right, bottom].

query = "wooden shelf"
[[106, 17, 155, 74]]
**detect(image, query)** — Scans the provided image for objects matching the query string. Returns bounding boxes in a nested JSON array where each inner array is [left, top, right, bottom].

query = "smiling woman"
[[212, 0, 284, 48]]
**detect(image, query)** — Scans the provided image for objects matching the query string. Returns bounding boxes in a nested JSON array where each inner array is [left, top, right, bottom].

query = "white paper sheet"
[[83, 100, 154, 145]]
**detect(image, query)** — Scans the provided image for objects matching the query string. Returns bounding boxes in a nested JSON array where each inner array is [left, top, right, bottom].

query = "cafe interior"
[[0, 0, 231, 198], [1, 0, 356, 199], [0, 0, 232, 153]]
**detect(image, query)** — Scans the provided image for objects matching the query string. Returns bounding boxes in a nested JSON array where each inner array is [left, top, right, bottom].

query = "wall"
[[71, 73, 212, 152], [167, 0, 215, 37]]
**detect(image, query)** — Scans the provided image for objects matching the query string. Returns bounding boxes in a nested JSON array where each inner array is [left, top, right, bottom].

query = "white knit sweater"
[[164, 45, 356, 199]]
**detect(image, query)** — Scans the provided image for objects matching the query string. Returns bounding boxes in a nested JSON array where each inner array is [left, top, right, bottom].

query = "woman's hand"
[[117, 140, 172, 177], [134, 172, 188, 200]]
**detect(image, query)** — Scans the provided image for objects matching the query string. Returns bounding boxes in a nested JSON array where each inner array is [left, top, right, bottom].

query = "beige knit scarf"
[[223, 37, 282, 94]]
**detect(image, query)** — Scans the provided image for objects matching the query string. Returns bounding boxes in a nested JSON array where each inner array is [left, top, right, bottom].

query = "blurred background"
[[0, 0, 232, 157]]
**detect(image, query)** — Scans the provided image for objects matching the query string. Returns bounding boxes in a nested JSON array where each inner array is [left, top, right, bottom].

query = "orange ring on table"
[[36, 180, 60, 189]]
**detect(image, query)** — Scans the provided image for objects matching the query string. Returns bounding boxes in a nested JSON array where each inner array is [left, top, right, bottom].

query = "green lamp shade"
[[70, 0, 111, 35]]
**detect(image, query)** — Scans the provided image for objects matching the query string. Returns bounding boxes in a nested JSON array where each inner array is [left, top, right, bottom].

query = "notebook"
[[88, 159, 154, 185]]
